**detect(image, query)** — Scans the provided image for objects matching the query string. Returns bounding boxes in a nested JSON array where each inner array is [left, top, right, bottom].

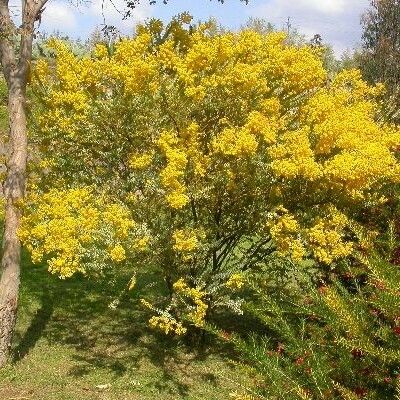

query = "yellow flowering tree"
[[26, 17, 400, 331]]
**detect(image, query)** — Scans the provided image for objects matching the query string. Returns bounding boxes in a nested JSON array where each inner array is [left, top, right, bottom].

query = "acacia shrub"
[[23, 18, 400, 332]]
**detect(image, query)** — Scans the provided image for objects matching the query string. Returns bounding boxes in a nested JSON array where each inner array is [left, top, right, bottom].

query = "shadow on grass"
[[13, 288, 54, 362], [13, 258, 244, 396]]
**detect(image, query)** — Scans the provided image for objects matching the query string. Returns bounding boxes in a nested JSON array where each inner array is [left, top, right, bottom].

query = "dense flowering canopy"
[[24, 18, 400, 328], [18, 187, 148, 277]]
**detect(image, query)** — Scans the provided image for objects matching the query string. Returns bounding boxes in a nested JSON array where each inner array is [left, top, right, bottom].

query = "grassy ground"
[[0, 254, 252, 400]]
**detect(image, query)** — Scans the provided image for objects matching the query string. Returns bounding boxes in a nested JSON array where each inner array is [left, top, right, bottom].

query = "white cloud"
[[249, 0, 369, 55], [294, 0, 346, 15], [40, 0, 153, 37], [88, 0, 153, 32], [42, 1, 78, 33]]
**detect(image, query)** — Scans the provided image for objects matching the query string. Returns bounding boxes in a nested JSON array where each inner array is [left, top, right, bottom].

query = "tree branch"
[[0, 0, 16, 82], [18, 0, 48, 83]]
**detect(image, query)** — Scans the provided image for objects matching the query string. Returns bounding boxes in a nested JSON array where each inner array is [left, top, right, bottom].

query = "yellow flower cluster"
[[94, 43, 108, 59], [140, 298, 187, 335], [157, 123, 210, 208], [158, 130, 189, 209], [306, 210, 353, 264], [35, 30, 400, 196], [269, 206, 354, 265], [269, 208, 306, 263], [172, 229, 201, 252], [168, 30, 325, 104], [173, 278, 208, 327], [128, 151, 154, 170], [33, 34, 158, 140], [269, 127, 322, 181], [148, 316, 187, 335], [31, 24, 400, 271], [102, 203, 136, 239], [109, 244, 126, 263], [212, 106, 284, 158], [213, 127, 258, 157], [226, 273, 245, 290], [112, 34, 158, 94], [18, 187, 137, 278], [301, 69, 400, 195], [132, 235, 151, 251], [34, 40, 91, 138], [245, 109, 281, 145]]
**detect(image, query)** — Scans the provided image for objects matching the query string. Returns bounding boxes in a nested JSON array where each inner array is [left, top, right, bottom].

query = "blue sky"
[[41, 0, 370, 55]]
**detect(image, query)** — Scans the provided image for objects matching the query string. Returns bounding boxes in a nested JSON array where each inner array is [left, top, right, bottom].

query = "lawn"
[[0, 253, 252, 400]]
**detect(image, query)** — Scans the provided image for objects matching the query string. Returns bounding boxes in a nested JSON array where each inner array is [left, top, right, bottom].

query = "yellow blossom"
[[109, 244, 126, 263], [172, 229, 199, 252], [128, 151, 154, 170], [226, 273, 245, 290]]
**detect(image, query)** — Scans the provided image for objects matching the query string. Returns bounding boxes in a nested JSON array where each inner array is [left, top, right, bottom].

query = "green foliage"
[[241, 17, 275, 35], [230, 253, 400, 399]]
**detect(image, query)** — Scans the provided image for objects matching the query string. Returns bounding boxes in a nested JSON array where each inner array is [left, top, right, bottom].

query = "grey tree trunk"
[[0, 77, 27, 367]]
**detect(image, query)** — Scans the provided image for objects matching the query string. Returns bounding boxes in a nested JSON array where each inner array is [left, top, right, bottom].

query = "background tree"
[[360, 0, 400, 122]]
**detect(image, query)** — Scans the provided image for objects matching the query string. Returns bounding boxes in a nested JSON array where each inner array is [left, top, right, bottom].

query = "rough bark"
[[0, 78, 27, 367], [0, 0, 46, 367]]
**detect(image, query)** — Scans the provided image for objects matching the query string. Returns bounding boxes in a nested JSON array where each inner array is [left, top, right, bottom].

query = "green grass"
[[0, 254, 251, 400], [0, 106, 6, 133]]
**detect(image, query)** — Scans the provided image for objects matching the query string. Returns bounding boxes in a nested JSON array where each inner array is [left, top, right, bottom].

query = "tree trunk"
[[0, 0, 45, 368], [0, 77, 28, 367]]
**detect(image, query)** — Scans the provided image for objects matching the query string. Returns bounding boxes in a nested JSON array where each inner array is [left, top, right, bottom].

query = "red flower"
[[294, 357, 305, 366], [220, 330, 231, 340], [354, 387, 368, 397], [392, 326, 400, 336], [318, 285, 328, 294], [351, 348, 364, 359]]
